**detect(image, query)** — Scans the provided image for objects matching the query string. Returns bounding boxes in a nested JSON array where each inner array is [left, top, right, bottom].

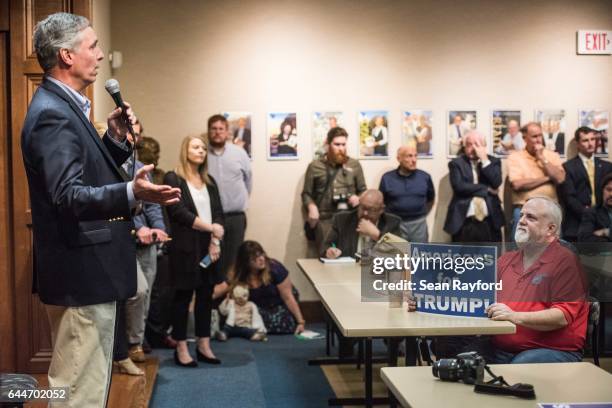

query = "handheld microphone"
[[105, 78, 137, 179], [104, 78, 136, 138]]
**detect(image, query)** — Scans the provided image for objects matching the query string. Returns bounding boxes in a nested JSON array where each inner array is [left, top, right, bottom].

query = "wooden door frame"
[[0, 0, 17, 373]]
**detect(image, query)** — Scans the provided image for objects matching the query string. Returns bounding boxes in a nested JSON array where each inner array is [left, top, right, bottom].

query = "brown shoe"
[[113, 358, 144, 376], [162, 335, 178, 349], [128, 345, 146, 363]]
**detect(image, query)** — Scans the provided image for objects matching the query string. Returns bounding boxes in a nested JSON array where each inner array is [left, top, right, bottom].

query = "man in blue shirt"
[[379, 145, 435, 243], [122, 129, 169, 362]]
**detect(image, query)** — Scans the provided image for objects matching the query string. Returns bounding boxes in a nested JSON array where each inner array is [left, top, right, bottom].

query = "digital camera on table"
[[432, 351, 485, 384]]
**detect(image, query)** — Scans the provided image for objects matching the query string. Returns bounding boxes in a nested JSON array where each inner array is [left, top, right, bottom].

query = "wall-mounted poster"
[[312, 111, 343, 160], [580, 109, 609, 157], [447, 110, 477, 157], [492, 110, 522, 157], [223, 112, 252, 158], [358, 110, 389, 159], [401, 110, 433, 158], [267, 112, 298, 160], [535, 109, 566, 156]]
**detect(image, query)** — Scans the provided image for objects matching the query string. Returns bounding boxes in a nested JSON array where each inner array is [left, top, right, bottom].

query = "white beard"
[[514, 228, 530, 245]]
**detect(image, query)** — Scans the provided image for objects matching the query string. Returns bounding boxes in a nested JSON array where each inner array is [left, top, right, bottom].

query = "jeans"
[[222, 323, 257, 339], [126, 245, 158, 344], [490, 347, 582, 364]]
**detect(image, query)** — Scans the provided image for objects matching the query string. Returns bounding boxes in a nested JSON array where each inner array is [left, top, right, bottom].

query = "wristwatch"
[[211, 238, 221, 246]]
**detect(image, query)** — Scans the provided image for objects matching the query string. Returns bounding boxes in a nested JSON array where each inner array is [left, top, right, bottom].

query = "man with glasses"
[[323, 189, 400, 259]]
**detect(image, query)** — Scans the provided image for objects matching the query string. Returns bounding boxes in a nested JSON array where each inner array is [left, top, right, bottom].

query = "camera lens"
[[432, 358, 460, 381]]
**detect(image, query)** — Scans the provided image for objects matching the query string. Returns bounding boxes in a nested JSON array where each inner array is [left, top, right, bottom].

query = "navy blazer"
[[578, 206, 612, 243], [561, 156, 612, 239], [444, 154, 504, 236], [21, 79, 136, 306]]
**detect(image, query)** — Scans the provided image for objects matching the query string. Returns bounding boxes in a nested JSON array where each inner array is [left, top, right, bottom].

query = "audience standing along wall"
[[103, 0, 612, 300]]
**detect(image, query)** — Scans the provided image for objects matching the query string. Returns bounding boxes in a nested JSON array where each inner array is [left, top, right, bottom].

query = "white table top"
[[381, 362, 612, 407], [315, 283, 515, 337], [297, 258, 362, 287]]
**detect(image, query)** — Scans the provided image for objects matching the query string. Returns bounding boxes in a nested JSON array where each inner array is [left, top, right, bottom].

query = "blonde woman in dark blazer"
[[164, 135, 225, 367]]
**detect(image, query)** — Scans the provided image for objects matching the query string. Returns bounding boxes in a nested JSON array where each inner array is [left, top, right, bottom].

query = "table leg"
[[326, 320, 331, 356], [388, 389, 399, 408], [325, 336, 389, 406], [365, 337, 373, 407], [387, 337, 400, 367], [405, 336, 417, 366]]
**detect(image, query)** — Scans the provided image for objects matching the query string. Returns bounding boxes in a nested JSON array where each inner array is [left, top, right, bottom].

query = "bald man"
[[323, 189, 401, 259], [444, 130, 504, 242], [379, 145, 435, 243]]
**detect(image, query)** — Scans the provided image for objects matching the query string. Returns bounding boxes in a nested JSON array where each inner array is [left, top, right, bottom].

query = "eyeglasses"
[[360, 205, 383, 213]]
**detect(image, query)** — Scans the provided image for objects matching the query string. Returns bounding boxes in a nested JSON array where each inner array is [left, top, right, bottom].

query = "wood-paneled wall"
[[0, 0, 16, 373]]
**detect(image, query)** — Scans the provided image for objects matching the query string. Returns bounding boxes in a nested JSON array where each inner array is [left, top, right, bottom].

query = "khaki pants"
[[46, 302, 116, 408]]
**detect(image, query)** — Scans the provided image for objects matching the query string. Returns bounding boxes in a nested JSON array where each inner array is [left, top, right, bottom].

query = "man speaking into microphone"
[[21, 12, 180, 407]]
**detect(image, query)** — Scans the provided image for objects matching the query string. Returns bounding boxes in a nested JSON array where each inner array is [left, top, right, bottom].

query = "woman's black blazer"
[[163, 171, 224, 289]]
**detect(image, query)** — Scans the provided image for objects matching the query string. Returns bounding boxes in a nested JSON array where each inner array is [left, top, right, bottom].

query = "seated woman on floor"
[[229, 241, 306, 334]]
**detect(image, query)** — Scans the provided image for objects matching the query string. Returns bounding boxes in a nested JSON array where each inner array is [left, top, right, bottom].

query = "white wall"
[[104, 0, 612, 300], [92, 0, 113, 122]]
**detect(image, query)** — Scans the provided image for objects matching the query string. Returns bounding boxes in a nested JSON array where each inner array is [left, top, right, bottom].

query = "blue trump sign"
[[411, 243, 498, 318]]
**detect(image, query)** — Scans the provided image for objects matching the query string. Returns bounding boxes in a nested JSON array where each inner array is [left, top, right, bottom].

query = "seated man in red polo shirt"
[[407, 196, 588, 363], [485, 196, 588, 363]]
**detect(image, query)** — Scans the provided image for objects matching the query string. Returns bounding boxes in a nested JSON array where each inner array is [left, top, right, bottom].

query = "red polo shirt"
[[493, 240, 588, 353]]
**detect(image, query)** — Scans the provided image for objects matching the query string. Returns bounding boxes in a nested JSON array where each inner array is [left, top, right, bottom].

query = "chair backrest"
[[587, 296, 601, 366], [559, 239, 578, 254], [588, 296, 600, 335]]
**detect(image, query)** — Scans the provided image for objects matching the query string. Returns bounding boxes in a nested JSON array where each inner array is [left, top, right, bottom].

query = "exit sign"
[[577, 30, 611, 55]]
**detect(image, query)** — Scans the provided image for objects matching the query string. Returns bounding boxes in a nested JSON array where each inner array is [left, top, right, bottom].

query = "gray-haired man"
[[22, 13, 179, 406]]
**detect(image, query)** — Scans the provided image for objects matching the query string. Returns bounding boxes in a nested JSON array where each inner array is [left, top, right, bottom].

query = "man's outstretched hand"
[[133, 164, 181, 205]]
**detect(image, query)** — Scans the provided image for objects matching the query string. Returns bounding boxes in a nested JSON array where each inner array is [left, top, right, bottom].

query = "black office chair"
[[587, 296, 601, 366], [559, 241, 601, 365]]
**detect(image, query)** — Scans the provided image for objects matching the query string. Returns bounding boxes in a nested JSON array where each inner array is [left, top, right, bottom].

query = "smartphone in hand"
[[199, 254, 212, 269]]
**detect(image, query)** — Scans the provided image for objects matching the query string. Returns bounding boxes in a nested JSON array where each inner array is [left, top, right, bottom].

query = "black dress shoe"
[[174, 351, 197, 367], [196, 348, 221, 364]]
